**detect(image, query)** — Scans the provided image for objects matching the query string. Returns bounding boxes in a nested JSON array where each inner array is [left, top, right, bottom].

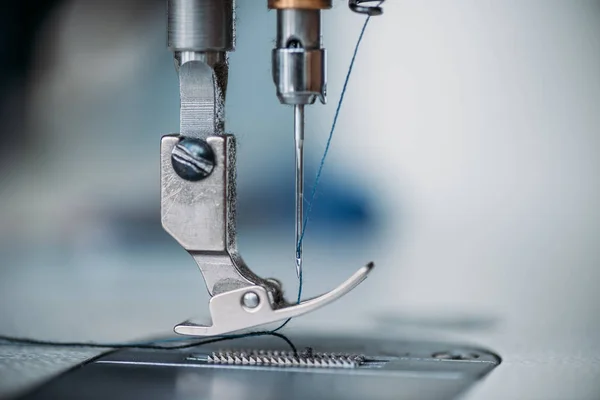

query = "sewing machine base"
[[18, 334, 500, 400]]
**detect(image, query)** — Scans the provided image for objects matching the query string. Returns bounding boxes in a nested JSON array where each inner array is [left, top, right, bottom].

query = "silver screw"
[[171, 138, 215, 181], [242, 291, 260, 309]]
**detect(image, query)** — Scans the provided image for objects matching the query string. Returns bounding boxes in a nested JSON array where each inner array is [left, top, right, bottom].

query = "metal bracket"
[[161, 134, 374, 336]]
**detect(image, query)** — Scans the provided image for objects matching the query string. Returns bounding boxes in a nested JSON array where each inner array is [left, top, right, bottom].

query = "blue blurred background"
[[1, 1, 600, 398]]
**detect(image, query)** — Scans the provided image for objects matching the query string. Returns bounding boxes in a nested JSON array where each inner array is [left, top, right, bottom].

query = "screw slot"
[[171, 138, 215, 181]]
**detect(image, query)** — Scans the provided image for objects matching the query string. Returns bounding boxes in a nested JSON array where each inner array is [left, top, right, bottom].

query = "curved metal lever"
[[175, 263, 374, 336]]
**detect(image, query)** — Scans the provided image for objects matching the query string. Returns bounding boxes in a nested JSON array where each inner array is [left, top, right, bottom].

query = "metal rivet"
[[242, 292, 260, 309], [171, 138, 215, 181]]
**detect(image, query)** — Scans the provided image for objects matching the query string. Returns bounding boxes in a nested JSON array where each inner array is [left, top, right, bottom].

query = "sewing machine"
[[13, 1, 500, 399]]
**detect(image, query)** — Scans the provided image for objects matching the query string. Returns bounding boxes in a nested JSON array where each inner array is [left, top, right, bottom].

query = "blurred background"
[[1, 0, 600, 398]]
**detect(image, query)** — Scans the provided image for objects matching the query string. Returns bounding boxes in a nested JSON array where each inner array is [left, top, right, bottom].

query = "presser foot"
[[161, 134, 375, 337], [174, 263, 374, 336]]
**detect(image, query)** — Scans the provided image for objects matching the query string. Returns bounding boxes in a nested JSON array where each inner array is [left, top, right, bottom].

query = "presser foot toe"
[[174, 262, 374, 337]]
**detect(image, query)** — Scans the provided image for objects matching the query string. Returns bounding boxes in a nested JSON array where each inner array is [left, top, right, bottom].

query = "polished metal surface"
[[241, 292, 260, 309], [174, 51, 229, 106], [272, 9, 325, 273], [168, 0, 233, 138], [174, 264, 373, 336], [272, 8, 325, 282], [195, 349, 366, 368], [276, 9, 321, 49], [272, 9, 326, 105], [161, 135, 267, 296], [161, 0, 373, 337], [178, 61, 225, 138], [271, 7, 326, 283], [162, 134, 374, 335], [16, 334, 500, 400], [167, 0, 234, 52], [272, 48, 326, 105], [175, 51, 226, 70], [293, 104, 304, 278]]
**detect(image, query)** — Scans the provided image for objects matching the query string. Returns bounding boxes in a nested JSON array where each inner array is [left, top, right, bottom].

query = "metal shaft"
[[294, 104, 305, 278], [167, 0, 235, 138], [271, 6, 327, 279], [167, 0, 234, 53]]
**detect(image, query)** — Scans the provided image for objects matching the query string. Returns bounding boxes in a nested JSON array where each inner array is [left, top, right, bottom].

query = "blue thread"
[[295, 12, 377, 259], [275, 10, 377, 332]]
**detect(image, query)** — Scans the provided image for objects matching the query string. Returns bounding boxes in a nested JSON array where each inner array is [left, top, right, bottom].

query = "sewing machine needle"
[[294, 104, 305, 279]]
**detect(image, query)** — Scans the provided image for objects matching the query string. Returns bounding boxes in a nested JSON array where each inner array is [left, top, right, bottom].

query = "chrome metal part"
[[272, 9, 326, 105], [179, 61, 225, 138], [175, 263, 374, 336], [201, 349, 367, 368], [272, 48, 326, 106], [24, 335, 500, 400], [174, 264, 373, 336], [168, 0, 233, 138], [161, 0, 374, 337], [175, 51, 229, 112], [162, 134, 374, 336], [241, 292, 260, 309], [161, 135, 270, 296], [167, 0, 234, 53], [276, 9, 321, 49], [294, 104, 304, 278], [271, 8, 326, 281]]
